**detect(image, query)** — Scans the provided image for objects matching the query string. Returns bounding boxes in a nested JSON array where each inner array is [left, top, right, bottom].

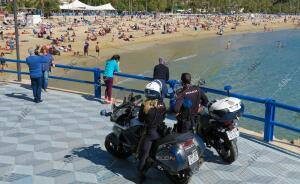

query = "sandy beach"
[[1, 15, 299, 73]]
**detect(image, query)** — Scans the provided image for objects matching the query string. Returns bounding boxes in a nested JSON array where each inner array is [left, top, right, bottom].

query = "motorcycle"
[[196, 97, 244, 164], [169, 79, 244, 164], [103, 94, 205, 184]]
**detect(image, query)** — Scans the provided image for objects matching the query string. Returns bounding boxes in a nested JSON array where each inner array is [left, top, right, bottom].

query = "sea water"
[[119, 29, 300, 140], [51, 29, 300, 140]]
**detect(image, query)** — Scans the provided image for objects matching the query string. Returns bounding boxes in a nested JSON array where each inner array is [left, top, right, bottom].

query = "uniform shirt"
[[103, 59, 119, 78], [26, 55, 49, 78], [174, 85, 208, 115], [138, 100, 166, 132]]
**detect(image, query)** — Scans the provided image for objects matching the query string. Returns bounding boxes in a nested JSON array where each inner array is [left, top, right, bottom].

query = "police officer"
[[137, 80, 166, 183], [174, 73, 208, 133]]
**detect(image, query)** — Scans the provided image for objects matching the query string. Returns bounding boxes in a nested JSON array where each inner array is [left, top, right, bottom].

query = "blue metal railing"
[[1, 58, 299, 142]]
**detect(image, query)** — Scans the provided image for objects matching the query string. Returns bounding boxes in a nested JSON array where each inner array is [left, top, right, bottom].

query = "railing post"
[[224, 85, 232, 97], [94, 68, 101, 98], [264, 99, 276, 142], [167, 80, 179, 112]]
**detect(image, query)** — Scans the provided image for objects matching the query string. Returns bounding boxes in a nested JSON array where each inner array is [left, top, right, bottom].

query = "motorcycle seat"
[[151, 132, 194, 154]]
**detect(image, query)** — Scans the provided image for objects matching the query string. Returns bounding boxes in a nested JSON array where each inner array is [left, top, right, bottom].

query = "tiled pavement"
[[0, 83, 299, 184]]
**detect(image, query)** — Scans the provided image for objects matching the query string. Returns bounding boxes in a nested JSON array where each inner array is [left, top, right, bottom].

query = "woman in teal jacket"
[[103, 55, 120, 103]]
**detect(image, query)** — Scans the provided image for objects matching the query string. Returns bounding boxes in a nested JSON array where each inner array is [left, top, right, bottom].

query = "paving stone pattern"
[[0, 84, 299, 184]]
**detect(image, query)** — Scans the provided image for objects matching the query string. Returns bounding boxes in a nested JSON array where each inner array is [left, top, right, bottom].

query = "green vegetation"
[[81, 0, 300, 14], [4, 0, 60, 17], [3, 0, 300, 14]]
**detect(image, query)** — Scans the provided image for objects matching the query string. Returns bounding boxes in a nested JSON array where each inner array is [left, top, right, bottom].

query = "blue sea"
[[52, 29, 300, 140], [118, 29, 300, 140]]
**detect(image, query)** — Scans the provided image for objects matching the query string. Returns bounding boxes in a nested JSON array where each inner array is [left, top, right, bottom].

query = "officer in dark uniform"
[[174, 73, 208, 133], [137, 80, 167, 184]]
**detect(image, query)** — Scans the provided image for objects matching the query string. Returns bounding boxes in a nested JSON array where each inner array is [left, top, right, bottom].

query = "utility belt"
[[176, 114, 198, 133], [142, 123, 167, 137]]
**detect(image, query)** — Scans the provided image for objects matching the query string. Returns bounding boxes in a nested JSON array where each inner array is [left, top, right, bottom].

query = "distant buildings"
[[60, 0, 74, 3], [0, 0, 10, 5]]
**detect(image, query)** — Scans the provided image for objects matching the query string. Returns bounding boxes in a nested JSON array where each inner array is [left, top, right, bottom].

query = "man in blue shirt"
[[26, 48, 49, 103], [103, 54, 120, 103]]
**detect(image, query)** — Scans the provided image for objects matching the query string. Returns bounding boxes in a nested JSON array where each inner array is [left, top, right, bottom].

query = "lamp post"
[[13, 0, 21, 81], [172, 0, 174, 14], [129, 0, 133, 14], [298, 0, 300, 14], [41, 0, 44, 17]]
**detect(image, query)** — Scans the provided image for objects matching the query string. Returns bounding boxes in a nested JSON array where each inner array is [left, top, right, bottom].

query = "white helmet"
[[145, 80, 162, 99]]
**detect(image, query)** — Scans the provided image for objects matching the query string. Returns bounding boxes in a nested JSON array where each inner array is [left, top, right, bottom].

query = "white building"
[[0, 0, 10, 5]]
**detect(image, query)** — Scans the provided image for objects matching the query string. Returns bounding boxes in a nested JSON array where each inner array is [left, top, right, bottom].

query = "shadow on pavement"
[[66, 144, 171, 184], [5, 93, 34, 102], [203, 148, 226, 164], [20, 84, 32, 90], [81, 94, 107, 104]]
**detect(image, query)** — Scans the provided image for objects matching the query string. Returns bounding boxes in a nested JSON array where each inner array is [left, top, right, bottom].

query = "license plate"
[[188, 150, 199, 165], [226, 128, 239, 140]]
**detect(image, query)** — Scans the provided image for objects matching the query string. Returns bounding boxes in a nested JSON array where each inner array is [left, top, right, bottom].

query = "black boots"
[[136, 172, 146, 184]]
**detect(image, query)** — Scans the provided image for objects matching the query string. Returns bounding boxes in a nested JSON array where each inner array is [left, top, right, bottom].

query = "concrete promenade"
[[0, 83, 299, 184]]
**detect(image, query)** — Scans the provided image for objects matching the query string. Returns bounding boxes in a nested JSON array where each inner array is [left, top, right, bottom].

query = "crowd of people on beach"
[[1, 13, 299, 103], [1, 13, 299, 61]]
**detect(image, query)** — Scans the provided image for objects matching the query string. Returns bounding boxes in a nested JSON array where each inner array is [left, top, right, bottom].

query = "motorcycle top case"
[[208, 97, 244, 122]]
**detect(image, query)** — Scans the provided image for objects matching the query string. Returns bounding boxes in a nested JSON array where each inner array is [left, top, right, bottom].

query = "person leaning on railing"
[[26, 48, 50, 103], [103, 54, 120, 104], [153, 57, 169, 100], [0, 52, 8, 75], [40, 46, 55, 92]]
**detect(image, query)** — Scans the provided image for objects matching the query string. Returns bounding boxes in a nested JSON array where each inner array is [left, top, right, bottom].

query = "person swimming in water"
[[226, 41, 231, 49], [277, 41, 283, 48]]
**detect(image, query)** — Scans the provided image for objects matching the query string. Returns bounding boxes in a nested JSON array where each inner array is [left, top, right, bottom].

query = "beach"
[[1, 14, 298, 90], [1, 15, 299, 70]]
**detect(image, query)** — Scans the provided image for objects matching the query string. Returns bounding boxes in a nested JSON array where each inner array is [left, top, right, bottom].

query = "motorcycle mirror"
[[135, 95, 142, 101], [100, 109, 107, 116]]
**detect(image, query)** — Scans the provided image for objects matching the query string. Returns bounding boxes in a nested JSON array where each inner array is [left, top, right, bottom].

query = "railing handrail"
[[1, 57, 299, 142], [202, 87, 300, 113], [106, 71, 153, 81]]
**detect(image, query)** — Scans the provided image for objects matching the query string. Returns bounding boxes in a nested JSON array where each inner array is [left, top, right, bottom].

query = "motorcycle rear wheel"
[[166, 169, 191, 184], [105, 133, 132, 159], [217, 138, 238, 164]]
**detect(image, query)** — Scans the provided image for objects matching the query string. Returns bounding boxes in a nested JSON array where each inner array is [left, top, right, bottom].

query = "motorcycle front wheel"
[[217, 138, 238, 164], [105, 133, 132, 159], [166, 169, 191, 184]]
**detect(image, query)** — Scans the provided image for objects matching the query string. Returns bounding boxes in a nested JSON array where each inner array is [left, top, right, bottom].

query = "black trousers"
[[177, 116, 197, 133], [177, 120, 192, 133], [138, 130, 160, 173], [31, 77, 42, 101]]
